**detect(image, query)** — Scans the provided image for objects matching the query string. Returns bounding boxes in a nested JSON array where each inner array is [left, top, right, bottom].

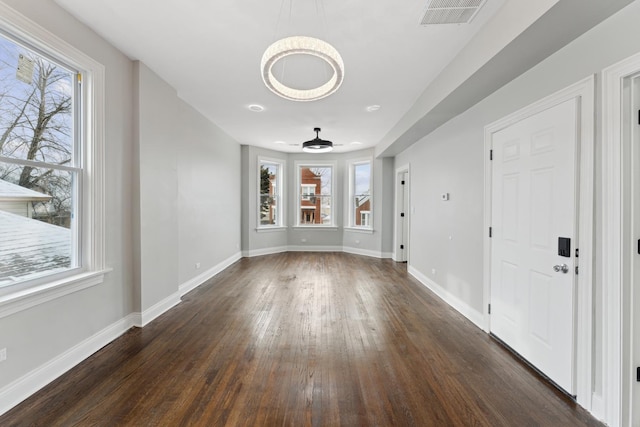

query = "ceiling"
[[50, 0, 632, 155]]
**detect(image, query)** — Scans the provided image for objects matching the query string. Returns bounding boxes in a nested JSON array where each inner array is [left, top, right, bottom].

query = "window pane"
[[352, 162, 371, 227], [259, 162, 280, 226], [259, 195, 277, 225], [0, 35, 74, 165], [0, 166, 76, 287], [299, 166, 332, 226], [354, 163, 370, 195]]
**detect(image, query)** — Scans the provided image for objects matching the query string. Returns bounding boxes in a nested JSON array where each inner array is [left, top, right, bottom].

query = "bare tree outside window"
[[0, 33, 77, 285]]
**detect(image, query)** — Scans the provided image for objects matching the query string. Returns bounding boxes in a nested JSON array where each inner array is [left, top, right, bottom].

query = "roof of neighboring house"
[[0, 179, 52, 202], [0, 210, 71, 285]]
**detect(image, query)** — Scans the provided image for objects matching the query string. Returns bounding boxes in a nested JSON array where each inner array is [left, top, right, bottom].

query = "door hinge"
[[575, 266, 579, 275], [638, 109, 640, 125], [637, 366, 640, 382], [488, 303, 491, 314], [400, 244, 404, 250], [401, 180, 405, 185], [575, 248, 579, 258], [490, 149, 493, 161], [400, 212, 405, 217], [489, 227, 492, 238]]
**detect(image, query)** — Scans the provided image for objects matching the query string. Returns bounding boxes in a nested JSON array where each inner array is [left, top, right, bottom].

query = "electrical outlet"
[[195, 263, 200, 269], [0, 348, 6, 362]]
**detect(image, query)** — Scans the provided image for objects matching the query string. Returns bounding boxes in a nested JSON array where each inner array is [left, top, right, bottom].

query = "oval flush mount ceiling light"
[[261, 36, 344, 102], [302, 127, 333, 153]]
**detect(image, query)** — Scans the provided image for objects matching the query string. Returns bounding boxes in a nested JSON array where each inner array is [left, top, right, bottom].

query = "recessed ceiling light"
[[248, 104, 265, 112], [273, 140, 285, 144], [365, 104, 381, 112], [351, 141, 363, 145]]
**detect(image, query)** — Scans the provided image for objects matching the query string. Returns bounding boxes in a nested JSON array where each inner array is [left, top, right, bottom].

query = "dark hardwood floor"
[[2, 252, 601, 426]]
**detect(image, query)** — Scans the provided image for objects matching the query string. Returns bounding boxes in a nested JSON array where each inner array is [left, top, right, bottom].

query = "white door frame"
[[602, 52, 640, 427], [483, 76, 595, 408], [393, 165, 410, 262]]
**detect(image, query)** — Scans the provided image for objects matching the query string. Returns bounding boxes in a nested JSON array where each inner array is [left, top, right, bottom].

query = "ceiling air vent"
[[419, 0, 487, 25]]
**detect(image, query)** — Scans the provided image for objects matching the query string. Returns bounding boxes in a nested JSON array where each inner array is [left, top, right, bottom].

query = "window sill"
[[0, 269, 111, 319], [343, 227, 374, 234], [256, 226, 288, 233], [292, 226, 339, 231]]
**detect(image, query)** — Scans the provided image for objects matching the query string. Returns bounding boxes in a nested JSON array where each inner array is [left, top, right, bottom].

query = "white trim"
[[601, 51, 640, 427], [242, 246, 289, 258], [179, 252, 242, 296], [257, 156, 285, 229], [0, 269, 110, 319], [0, 313, 136, 416], [255, 226, 288, 233], [0, 2, 106, 313], [408, 266, 484, 329], [591, 392, 605, 423], [294, 160, 337, 227], [288, 245, 343, 252], [132, 291, 181, 328], [242, 246, 390, 259], [483, 76, 595, 407], [345, 157, 373, 228], [393, 165, 410, 262], [342, 246, 387, 259], [343, 227, 374, 234]]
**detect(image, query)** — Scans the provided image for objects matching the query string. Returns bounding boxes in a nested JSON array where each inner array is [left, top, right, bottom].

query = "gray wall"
[[0, 0, 135, 386], [134, 60, 242, 312], [0, 0, 241, 399], [176, 97, 241, 284], [395, 0, 640, 400], [135, 61, 180, 311]]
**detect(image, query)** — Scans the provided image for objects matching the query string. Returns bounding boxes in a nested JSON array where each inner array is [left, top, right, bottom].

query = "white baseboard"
[[342, 246, 386, 259], [0, 313, 136, 416], [242, 246, 288, 258], [132, 291, 181, 328], [590, 392, 604, 422], [408, 265, 484, 329], [287, 245, 343, 252], [179, 251, 242, 296]]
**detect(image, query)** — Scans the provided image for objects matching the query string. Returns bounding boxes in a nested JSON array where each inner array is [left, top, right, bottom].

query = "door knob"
[[553, 264, 569, 274]]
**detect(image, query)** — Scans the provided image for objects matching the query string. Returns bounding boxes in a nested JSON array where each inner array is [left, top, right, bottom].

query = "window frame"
[[294, 160, 337, 228], [257, 157, 285, 230], [346, 158, 373, 231], [0, 3, 107, 319]]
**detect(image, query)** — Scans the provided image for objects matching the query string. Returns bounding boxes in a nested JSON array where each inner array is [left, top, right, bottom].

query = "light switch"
[[441, 193, 449, 201]]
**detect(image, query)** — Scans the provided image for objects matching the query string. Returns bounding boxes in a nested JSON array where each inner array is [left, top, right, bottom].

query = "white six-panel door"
[[490, 99, 578, 394]]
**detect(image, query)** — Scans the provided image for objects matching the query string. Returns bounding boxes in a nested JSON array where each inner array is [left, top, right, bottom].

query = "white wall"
[[395, 0, 640, 407]]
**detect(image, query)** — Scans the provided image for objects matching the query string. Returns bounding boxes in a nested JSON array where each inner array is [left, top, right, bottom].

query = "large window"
[[296, 163, 334, 226], [0, 32, 79, 287], [258, 158, 283, 228], [0, 2, 105, 312], [348, 160, 372, 229]]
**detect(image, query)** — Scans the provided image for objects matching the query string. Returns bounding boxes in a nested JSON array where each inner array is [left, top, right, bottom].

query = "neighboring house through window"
[[349, 160, 372, 229], [296, 162, 335, 226]]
